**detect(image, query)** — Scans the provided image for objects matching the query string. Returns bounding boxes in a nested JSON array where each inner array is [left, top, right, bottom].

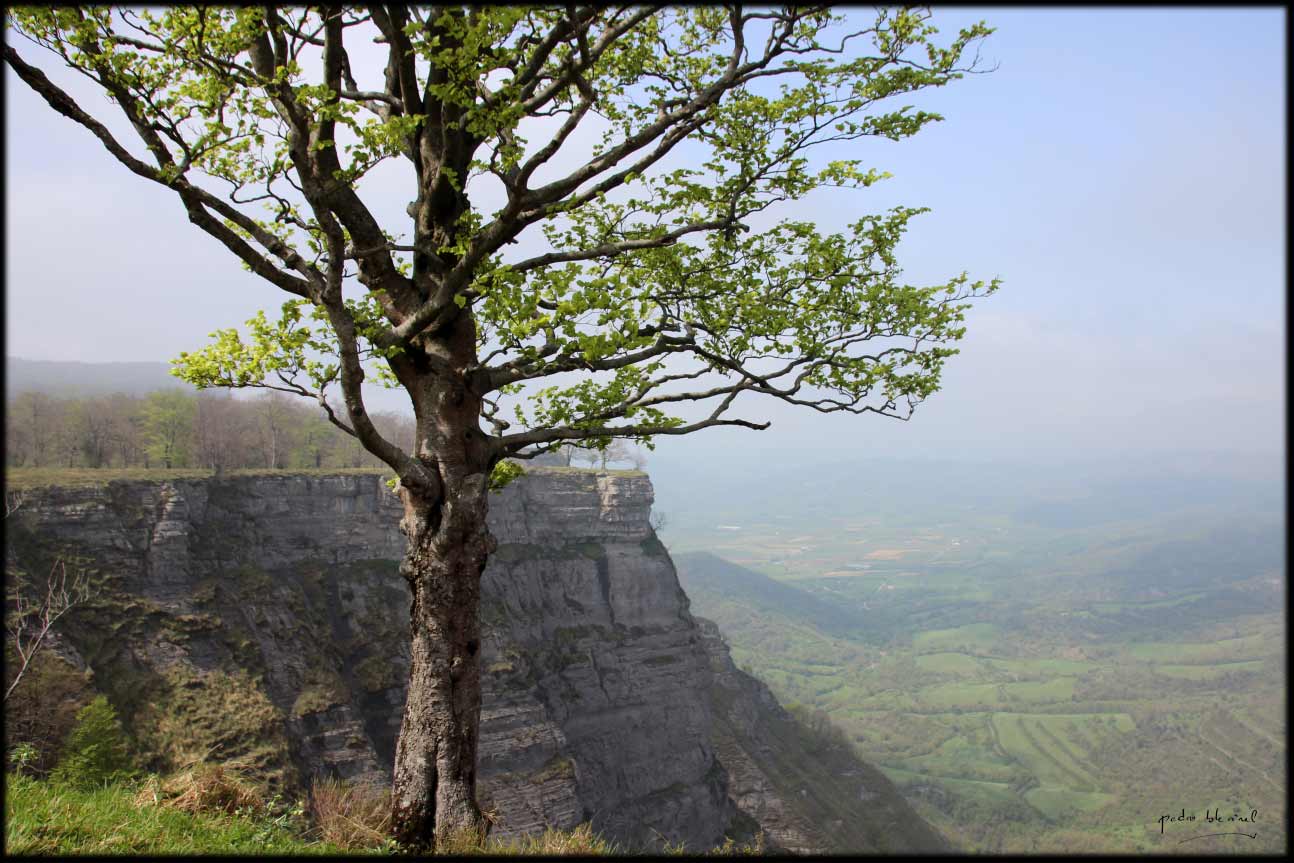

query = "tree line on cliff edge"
[[5, 388, 646, 473]]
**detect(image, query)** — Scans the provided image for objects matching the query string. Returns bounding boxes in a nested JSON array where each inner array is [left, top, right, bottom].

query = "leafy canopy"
[[6, 6, 999, 483]]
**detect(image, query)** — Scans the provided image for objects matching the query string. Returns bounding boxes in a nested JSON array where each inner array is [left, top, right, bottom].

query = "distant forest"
[[5, 387, 641, 473], [5, 388, 411, 472]]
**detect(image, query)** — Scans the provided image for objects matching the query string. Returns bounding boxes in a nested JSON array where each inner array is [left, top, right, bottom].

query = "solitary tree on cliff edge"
[[6, 6, 998, 850]]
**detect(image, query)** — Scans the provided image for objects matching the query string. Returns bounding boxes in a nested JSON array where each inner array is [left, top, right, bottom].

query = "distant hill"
[[673, 550, 863, 640], [6, 357, 195, 398]]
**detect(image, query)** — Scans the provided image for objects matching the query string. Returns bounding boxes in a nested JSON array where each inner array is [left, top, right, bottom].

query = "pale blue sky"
[[4, 8, 1285, 472]]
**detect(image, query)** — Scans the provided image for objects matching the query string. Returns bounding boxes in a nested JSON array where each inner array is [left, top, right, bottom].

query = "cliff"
[[5, 468, 944, 853]]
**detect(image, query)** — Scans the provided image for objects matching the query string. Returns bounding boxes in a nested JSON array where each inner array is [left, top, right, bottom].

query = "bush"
[[50, 695, 135, 788]]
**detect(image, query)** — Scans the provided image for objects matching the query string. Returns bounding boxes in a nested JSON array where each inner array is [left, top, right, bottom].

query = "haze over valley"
[[652, 453, 1285, 853]]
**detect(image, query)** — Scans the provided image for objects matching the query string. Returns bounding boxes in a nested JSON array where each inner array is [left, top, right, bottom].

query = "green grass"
[[1023, 786, 1116, 819], [918, 682, 1005, 709], [912, 623, 998, 653], [3, 773, 350, 855], [1000, 677, 1076, 703], [991, 715, 1095, 792], [890, 726, 1021, 783], [5, 773, 755, 856], [986, 657, 1096, 676], [915, 652, 986, 674], [1126, 634, 1273, 664]]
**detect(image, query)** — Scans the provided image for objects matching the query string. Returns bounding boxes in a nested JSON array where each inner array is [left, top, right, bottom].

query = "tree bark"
[[391, 471, 495, 849]]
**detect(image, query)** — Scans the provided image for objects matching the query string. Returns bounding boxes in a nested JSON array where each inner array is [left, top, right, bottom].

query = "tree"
[[573, 438, 642, 470], [294, 412, 338, 469], [193, 389, 248, 473], [107, 394, 148, 467], [253, 389, 296, 469], [5, 392, 54, 467], [6, 7, 998, 849], [141, 390, 195, 469]]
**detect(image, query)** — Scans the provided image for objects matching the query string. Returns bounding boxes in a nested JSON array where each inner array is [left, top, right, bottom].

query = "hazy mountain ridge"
[[7, 357, 193, 397]]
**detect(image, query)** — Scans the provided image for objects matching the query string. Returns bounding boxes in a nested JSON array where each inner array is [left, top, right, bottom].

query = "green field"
[[673, 503, 1286, 854], [913, 624, 999, 652]]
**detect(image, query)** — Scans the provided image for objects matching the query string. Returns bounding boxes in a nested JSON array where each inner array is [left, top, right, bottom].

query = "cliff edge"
[[5, 468, 945, 853]]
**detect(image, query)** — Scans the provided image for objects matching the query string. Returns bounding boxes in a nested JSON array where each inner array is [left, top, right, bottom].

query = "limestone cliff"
[[5, 468, 945, 853]]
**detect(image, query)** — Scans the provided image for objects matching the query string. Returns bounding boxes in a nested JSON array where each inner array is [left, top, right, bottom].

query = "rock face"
[[6, 468, 945, 853]]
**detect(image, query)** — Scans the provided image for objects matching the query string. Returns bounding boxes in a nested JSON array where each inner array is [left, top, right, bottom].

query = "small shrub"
[[307, 776, 391, 851], [50, 695, 135, 788]]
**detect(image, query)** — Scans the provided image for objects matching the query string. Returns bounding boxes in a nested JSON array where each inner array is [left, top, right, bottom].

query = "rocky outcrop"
[[7, 470, 734, 849], [6, 468, 945, 853]]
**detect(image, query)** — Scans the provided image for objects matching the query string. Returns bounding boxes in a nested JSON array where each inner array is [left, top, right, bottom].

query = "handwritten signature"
[[1158, 808, 1258, 844]]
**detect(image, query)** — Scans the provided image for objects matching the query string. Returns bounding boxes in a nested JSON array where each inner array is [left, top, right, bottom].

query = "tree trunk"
[[391, 469, 495, 850]]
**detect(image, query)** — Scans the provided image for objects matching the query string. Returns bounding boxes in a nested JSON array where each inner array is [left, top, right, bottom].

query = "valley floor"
[[672, 507, 1287, 854]]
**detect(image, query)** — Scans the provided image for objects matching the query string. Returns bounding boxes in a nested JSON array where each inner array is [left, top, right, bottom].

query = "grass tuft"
[[307, 776, 392, 850], [133, 759, 265, 817], [469, 821, 620, 855]]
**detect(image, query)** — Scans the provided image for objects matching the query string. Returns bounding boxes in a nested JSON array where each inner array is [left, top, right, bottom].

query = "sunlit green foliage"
[[141, 390, 196, 469]]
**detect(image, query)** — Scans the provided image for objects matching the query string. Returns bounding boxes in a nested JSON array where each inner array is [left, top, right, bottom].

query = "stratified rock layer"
[[8, 470, 729, 849]]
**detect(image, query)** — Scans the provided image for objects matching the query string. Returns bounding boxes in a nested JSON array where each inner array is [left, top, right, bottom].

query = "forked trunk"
[[390, 471, 495, 850]]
